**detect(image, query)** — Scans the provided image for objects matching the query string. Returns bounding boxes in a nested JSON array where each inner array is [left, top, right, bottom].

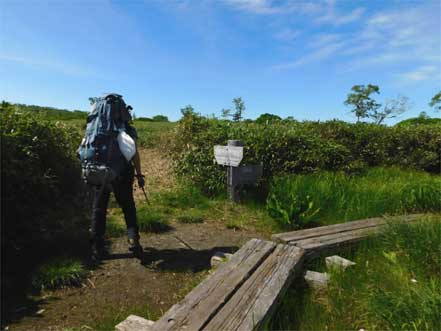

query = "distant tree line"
[[3, 102, 88, 120]]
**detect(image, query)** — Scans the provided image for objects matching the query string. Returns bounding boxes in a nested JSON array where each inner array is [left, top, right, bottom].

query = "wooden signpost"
[[214, 140, 262, 202]]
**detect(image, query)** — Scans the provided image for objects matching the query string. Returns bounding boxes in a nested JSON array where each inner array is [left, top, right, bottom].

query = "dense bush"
[[267, 168, 441, 229], [171, 113, 441, 194], [1, 101, 82, 254]]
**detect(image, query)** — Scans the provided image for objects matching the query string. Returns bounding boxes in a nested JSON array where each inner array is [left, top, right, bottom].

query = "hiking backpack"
[[77, 93, 131, 187]]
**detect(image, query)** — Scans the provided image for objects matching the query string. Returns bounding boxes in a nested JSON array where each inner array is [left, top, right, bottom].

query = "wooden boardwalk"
[[116, 214, 422, 331], [272, 214, 422, 257]]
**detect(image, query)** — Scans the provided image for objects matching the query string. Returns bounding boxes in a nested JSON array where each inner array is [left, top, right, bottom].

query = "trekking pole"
[[141, 186, 150, 205]]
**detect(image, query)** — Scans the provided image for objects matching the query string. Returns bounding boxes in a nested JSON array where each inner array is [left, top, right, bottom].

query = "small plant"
[[177, 210, 205, 224], [32, 257, 87, 290], [267, 191, 319, 229], [226, 219, 244, 230], [137, 207, 171, 233]]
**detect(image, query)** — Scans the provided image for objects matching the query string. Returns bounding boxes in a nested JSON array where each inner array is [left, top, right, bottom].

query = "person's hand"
[[136, 174, 145, 188]]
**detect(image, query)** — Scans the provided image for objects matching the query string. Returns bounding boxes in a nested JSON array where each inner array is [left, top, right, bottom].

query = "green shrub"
[[1, 101, 82, 253], [267, 168, 441, 229], [31, 257, 87, 290], [170, 114, 440, 194], [137, 206, 171, 233]]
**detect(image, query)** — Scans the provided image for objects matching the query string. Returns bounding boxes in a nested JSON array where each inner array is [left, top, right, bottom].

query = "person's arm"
[[132, 147, 142, 177]]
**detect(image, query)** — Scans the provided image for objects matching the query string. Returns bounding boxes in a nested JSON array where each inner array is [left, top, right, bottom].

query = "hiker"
[[77, 93, 144, 260]]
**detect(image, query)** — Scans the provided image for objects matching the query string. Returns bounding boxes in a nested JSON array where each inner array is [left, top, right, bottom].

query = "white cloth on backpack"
[[117, 130, 136, 161]]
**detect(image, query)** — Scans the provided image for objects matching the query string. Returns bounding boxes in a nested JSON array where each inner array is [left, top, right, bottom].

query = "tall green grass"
[[32, 257, 87, 290], [267, 167, 441, 229], [268, 215, 441, 331]]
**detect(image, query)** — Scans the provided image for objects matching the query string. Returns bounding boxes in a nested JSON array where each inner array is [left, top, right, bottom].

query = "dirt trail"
[[7, 148, 265, 331]]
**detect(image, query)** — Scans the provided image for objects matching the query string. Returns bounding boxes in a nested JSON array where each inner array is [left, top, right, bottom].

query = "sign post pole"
[[227, 140, 244, 202], [214, 140, 261, 203]]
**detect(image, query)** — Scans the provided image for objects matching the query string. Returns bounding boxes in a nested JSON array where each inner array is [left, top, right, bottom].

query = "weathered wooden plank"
[[203, 244, 305, 331], [272, 214, 423, 244], [151, 239, 276, 331], [115, 315, 154, 331], [272, 217, 385, 244], [295, 226, 380, 251]]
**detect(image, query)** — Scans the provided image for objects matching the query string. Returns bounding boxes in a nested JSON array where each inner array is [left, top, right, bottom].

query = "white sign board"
[[214, 145, 243, 167]]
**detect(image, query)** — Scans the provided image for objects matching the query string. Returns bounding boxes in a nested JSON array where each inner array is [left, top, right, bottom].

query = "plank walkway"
[[116, 214, 423, 331], [272, 214, 422, 257]]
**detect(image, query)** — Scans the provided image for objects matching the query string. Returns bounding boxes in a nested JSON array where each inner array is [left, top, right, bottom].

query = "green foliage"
[[266, 168, 441, 229], [270, 215, 441, 330], [177, 210, 205, 224], [232, 97, 245, 122], [152, 115, 169, 122], [106, 215, 126, 237], [397, 115, 441, 126], [137, 206, 171, 233], [267, 189, 319, 229], [255, 113, 282, 124], [159, 185, 210, 210], [429, 91, 441, 111], [1, 102, 82, 251], [90, 304, 159, 331], [6, 101, 88, 120], [132, 120, 175, 148], [171, 114, 441, 194], [344, 84, 381, 122], [88, 97, 99, 105], [31, 257, 87, 290]]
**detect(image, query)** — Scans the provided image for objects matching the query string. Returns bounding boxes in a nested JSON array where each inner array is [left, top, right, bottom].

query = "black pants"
[[91, 167, 139, 240]]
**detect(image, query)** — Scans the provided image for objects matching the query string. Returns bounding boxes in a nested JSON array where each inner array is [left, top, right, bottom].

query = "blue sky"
[[1, 0, 440, 123]]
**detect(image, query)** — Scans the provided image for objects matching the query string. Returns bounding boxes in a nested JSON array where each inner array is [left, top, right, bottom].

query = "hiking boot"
[[128, 238, 143, 256], [91, 238, 108, 262]]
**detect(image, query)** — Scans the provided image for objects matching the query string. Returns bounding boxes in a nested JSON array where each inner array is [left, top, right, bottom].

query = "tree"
[[232, 97, 245, 122], [255, 113, 281, 124], [418, 111, 429, 119], [180, 105, 196, 117], [370, 95, 410, 124], [152, 115, 169, 122], [221, 108, 231, 119], [344, 84, 381, 122], [429, 91, 441, 112], [88, 97, 99, 105]]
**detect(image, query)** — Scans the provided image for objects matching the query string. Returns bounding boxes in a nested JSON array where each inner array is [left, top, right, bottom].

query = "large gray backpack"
[[77, 93, 132, 187]]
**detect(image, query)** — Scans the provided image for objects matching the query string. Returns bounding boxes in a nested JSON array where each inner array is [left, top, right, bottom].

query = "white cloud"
[[400, 66, 440, 82], [273, 28, 301, 42], [221, 0, 324, 15], [0, 53, 92, 76], [273, 40, 345, 69], [315, 2, 364, 26], [222, 0, 280, 14]]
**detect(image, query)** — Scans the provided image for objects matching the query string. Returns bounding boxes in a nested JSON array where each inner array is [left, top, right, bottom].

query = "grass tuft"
[[177, 210, 205, 224], [137, 206, 171, 233], [32, 257, 87, 290], [159, 185, 210, 210], [106, 215, 126, 237]]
